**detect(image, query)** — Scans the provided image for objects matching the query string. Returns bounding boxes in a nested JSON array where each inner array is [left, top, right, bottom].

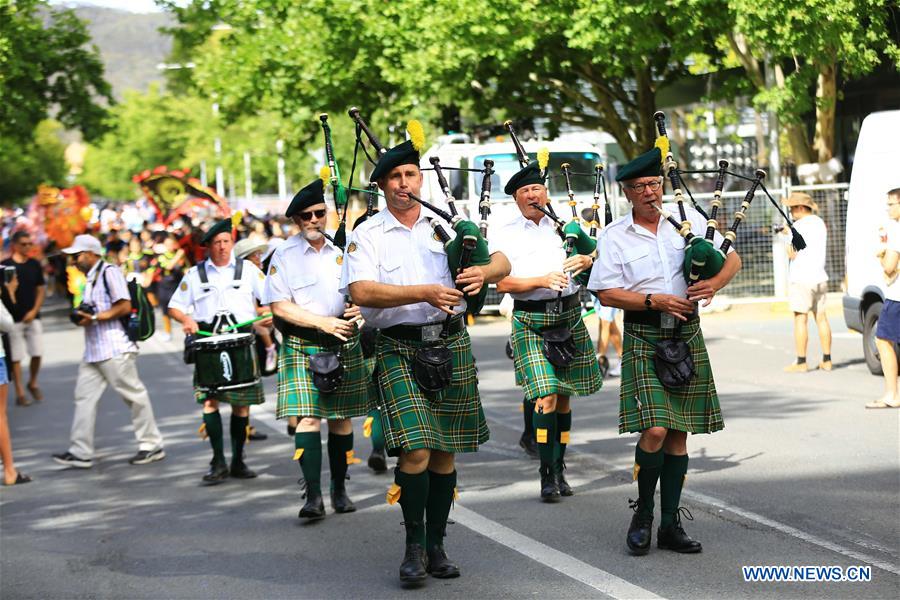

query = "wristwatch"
[[644, 293, 653, 310], [91, 314, 98, 322]]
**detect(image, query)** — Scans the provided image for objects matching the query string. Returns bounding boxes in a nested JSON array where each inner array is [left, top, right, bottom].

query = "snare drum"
[[194, 332, 261, 392]]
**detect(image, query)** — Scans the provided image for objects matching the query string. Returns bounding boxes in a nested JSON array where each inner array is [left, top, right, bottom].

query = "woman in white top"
[[1, 272, 32, 485]]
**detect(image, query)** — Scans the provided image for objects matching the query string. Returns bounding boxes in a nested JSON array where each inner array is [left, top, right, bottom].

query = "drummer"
[[168, 219, 269, 485]]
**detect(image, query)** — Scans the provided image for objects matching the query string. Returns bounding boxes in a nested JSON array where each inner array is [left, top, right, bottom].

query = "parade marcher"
[[588, 146, 741, 555], [1, 275, 32, 485], [344, 131, 510, 584], [492, 161, 602, 502], [266, 178, 372, 519], [52, 235, 166, 469], [234, 238, 278, 374], [155, 234, 186, 342], [167, 220, 267, 485]]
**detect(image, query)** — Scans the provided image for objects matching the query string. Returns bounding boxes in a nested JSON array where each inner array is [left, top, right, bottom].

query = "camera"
[[70, 303, 95, 325], [2, 266, 15, 284]]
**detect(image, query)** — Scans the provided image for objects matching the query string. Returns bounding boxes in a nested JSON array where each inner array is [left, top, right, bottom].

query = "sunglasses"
[[298, 209, 327, 221]]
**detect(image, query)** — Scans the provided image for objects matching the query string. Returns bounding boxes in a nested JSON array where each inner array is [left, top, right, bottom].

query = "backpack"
[[101, 265, 156, 342]]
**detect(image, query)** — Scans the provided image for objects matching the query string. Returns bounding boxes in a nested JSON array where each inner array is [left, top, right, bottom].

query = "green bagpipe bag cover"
[[446, 220, 491, 315], [563, 220, 596, 287], [682, 237, 726, 283]]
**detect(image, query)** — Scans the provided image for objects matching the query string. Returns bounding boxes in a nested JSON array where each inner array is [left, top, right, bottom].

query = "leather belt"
[[273, 315, 345, 346], [624, 310, 699, 327], [382, 314, 465, 343], [513, 294, 581, 314]]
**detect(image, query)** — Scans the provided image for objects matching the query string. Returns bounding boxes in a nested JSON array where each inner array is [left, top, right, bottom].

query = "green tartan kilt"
[[193, 374, 265, 406], [511, 303, 602, 401], [275, 331, 372, 420], [619, 319, 724, 434], [376, 328, 488, 456]]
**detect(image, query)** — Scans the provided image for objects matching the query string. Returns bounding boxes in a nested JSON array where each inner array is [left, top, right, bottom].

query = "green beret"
[[504, 162, 545, 195], [615, 147, 662, 182], [286, 178, 326, 217], [369, 140, 420, 182], [201, 219, 233, 245]]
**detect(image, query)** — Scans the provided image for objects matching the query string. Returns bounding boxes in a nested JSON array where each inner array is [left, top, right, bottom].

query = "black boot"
[[539, 465, 560, 502], [367, 447, 387, 473], [657, 507, 702, 553], [555, 460, 573, 497], [298, 488, 326, 520], [626, 498, 654, 555], [519, 431, 538, 459], [247, 426, 268, 441], [399, 522, 428, 585], [201, 458, 229, 486], [330, 479, 356, 514], [426, 543, 460, 579], [230, 460, 257, 479]]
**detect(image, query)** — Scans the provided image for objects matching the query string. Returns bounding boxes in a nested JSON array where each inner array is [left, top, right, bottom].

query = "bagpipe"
[[348, 108, 495, 315], [649, 111, 806, 285]]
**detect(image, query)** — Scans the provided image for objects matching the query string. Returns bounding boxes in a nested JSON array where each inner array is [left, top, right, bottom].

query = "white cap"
[[233, 238, 268, 259], [62, 234, 103, 255], [263, 237, 285, 261]]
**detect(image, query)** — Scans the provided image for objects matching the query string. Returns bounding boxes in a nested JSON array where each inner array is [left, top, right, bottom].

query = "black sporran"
[[360, 326, 378, 359], [183, 334, 197, 364], [308, 351, 344, 393], [541, 326, 577, 368], [413, 344, 453, 393], [653, 338, 696, 389]]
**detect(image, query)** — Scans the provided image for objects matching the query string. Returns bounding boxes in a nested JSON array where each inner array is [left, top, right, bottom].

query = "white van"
[[842, 110, 900, 374]]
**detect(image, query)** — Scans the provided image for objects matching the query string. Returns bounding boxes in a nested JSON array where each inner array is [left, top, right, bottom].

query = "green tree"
[[0, 119, 68, 204], [0, 0, 113, 141]]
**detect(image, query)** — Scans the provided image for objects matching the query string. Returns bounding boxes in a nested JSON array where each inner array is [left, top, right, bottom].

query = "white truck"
[[842, 110, 900, 374]]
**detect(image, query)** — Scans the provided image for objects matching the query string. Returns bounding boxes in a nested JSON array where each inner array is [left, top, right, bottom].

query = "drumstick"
[[196, 314, 271, 337]]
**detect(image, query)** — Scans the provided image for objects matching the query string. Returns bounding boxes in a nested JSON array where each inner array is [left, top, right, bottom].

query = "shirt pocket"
[[379, 253, 403, 285], [669, 235, 686, 250], [623, 246, 653, 281], [289, 273, 317, 304]]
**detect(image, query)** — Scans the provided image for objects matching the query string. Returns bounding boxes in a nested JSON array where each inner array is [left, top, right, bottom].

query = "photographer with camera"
[[52, 235, 165, 469]]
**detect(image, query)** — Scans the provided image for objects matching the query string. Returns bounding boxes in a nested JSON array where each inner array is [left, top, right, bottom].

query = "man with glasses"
[[266, 178, 372, 520], [1, 231, 46, 406], [588, 146, 741, 556], [869, 187, 900, 409]]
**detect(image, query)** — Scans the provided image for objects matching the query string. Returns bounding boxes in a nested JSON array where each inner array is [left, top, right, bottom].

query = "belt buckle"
[[547, 297, 562, 315], [421, 323, 443, 342], [660, 313, 676, 329]]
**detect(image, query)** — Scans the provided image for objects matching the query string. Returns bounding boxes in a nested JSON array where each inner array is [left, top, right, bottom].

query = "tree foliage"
[[0, 119, 68, 203]]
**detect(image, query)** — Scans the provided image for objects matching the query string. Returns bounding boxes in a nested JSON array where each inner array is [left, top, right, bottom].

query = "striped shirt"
[[82, 261, 137, 363]]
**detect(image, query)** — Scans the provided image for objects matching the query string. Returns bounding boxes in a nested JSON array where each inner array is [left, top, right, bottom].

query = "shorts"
[[9, 319, 43, 362], [0, 355, 8, 385], [788, 281, 827, 314], [876, 299, 900, 344], [592, 296, 619, 322]]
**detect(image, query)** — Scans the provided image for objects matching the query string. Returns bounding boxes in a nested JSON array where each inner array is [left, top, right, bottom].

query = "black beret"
[[201, 219, 232, 245], [286, 178, 326, 218], [615, 147, 662, 182], [369, 140, 420, 182], [504, 162, 545, 195]]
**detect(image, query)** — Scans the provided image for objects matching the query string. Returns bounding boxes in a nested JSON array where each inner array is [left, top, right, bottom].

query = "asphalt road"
[[1, 299, 898, 599]]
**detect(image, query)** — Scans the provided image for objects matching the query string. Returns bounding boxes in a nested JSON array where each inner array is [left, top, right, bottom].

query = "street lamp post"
[[276, 139, 287, 202], [212, 102, 225, 198]]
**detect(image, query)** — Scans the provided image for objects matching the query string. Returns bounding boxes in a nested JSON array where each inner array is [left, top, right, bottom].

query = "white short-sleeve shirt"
[[340, 207, 463, 328], [265, 234, 345, 317], [787, 214, 828, 286], [588, 204, 730, 297], [167, 254, 265, 323], [489, 213, 579, 301]]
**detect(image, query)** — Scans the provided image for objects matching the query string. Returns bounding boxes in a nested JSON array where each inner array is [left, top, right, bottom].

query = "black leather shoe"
[[426, 545, 460, 578], [298, 489, 326, 520], [286, 423, 296, 437], [519, 431, 538, 459], [230, 461, 257, 479], [556, 461, 573, 497], [626, 498, 653, 555], [202, 460, 229, 486], [539, 465, 560, 502], [657, 507, 702, 553], [330, 482, 356, 514], [247, 426, 268, 441], [399, 542, 428, 584], [367, 448, 387, 473]]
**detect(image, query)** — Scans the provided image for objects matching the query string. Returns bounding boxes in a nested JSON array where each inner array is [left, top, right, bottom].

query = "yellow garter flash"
[[230, 210, 243, 230], [407, 119, 425, 152], [453, 487, 459, 501], [363, 416, 374, 438], [518, 403, 523, 413], [537, 147, 550, 171], [198, 423, 208, 440], [654, 135, 669, 163], [560, 431, 570, 444], [346, 450, 362, 465], [386, 483, 402, 505], [633, 464, 640, 481], [536, 428, 548, 444], [293, 448, 304, 461], [245, 425, 251, 442], [319, 165, 331, 187]]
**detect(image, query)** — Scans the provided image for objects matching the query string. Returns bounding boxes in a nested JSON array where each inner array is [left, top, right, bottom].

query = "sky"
[[49, 1, 187, 13]]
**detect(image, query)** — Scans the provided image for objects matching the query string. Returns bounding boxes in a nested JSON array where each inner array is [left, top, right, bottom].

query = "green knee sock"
[[295, 431, 322, 495], [395, 469, 429, 546], [230, 414, 249, 463], [367, 409, 385, 451], [634, 445, 664, 516], [426, 470, 457, 549], [523, 398, 535, 436], [555, 411, 572, 471], [327, 431, 354, 486], [660, 454, 689, 528], [532, 411, 558, 468], [203, 411, 225, 463]]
